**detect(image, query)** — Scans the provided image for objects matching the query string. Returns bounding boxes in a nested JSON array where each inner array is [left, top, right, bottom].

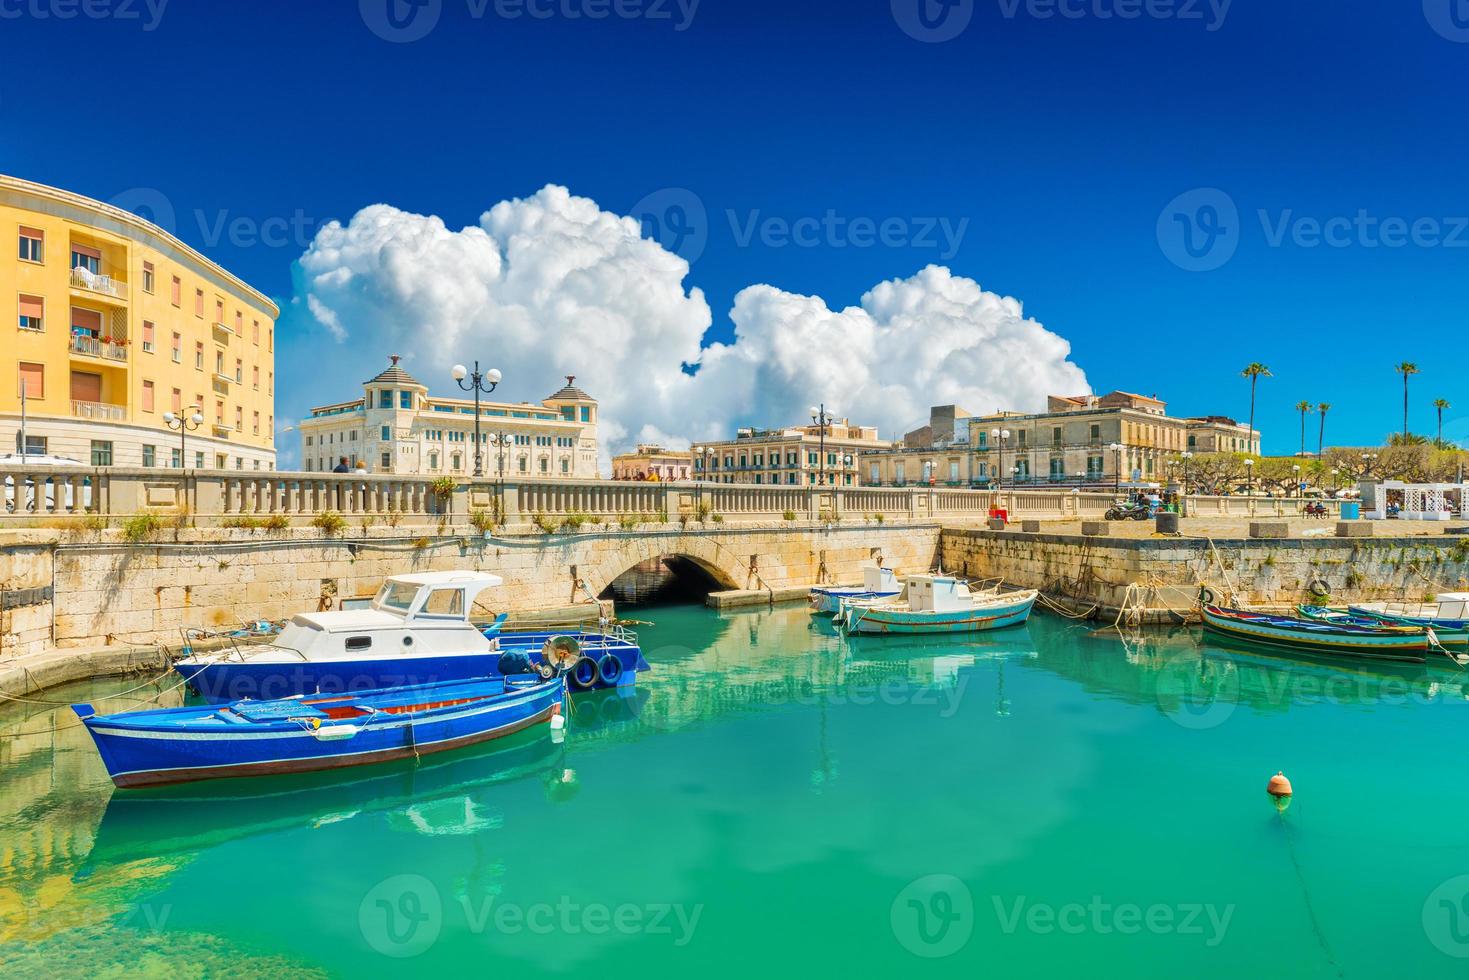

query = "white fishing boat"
[[840, 575, 1038, 635], [809, 565, 902, 614]]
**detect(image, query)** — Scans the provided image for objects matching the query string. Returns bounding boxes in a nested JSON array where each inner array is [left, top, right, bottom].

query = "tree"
[[1316, 402, 1330, 458], [1241, 363, 1271, 455], [1395, 362, 1419, 440], [1294, 400, 1312, 457], [1433, 398, 1451, 445]]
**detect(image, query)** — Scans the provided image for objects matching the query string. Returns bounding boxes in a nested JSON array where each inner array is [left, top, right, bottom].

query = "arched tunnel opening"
[[600, 555, 728, 607]]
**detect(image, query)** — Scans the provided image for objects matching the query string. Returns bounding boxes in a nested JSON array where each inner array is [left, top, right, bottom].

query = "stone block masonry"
[[940, 528, 1469, 619]]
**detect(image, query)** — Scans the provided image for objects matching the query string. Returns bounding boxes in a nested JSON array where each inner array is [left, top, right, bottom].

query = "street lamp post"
[[991, 428, 1011, 491], [163, 406, 204, 469], [1291, 464, 1301, 503], [1180, 451, 1194, 497], [1244, 457, 1255, 514], [810, 405, 834, 486], [451, 361, 503, 478], [1107, 442, 1125, 496]]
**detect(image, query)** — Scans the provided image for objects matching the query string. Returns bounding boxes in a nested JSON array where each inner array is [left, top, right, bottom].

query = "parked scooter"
[[1104, 499, 1153, 521]]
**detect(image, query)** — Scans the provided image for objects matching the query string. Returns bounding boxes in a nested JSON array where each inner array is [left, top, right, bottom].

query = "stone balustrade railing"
[[0, 466, 1344, 527]]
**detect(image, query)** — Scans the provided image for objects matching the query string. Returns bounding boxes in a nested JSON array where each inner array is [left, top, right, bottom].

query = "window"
[[235, 310, 243, 333], [18, 226, 42, 263], [171, 387, 182, 412], [518, 456, 528, 473], [169, 331, 181, 362], [142, 321, 155, 353], [195, 289, 204, 317], [452, 453, 462, 470], [380, 425, 391, 441], [580, 406, 591, 422], [234, 358, 242, 383], [561, 457, 570, 474], [1052, 426, 1062, 447], [252, 411, 260, 434], [216, 400, 224, 423], [18, 294, 43, 331], [91, 440, 113, 466], [419, 588, 464, 617], [71, 244, 100, 274], [171, 276, 181, 306], [170, 447, 182, 468], [379, 389, 394, 409], [195, 342, 204, 370], [142, 261, 155, 293], [216, 299, 224, 324], [252, 366, 259, 389], [381, 452, 391, 469], [16, 433, 46, 455], [196, 451, 205, 468], [235, 406, 243, 430], [561, 406, 575, 420], [267, 371, 273, 395], [18, 362, 44, 398], [268, 328, 273, 351], [429, 451, 439, 469], [142, 444, 156, 467], [234, 457, 243, 470], [252, 320, 259, 344], [399, 390, 412, 409], [950, 461, 961, 482], [142, 380, 155, 412], [216, 453, 227, 468], [539, 457, 549, 473], [869, 462, 880, 483], [345, 636, 373, 652]]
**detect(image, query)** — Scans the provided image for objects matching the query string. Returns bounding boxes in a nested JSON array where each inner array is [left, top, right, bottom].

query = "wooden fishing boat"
[[1348, 594, 1469, 633], [1297, 604, 1468, 647], [809, 566, 902, 614], [73, 674, 565, 789], [841, 575, 1037, 635], [1201, 605, 1431, 663]]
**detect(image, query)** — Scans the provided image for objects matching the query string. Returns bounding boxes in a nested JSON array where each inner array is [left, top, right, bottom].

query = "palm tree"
[[1433, 398, 1451, 445], [1294, 400, 1312, 457], [1316, 402, 1330, 458], [1242, 363, 1271, 455], [1395, 362, 1419, 440]]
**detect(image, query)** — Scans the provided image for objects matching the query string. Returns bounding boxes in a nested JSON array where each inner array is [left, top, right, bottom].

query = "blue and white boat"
[[809, 566, 902, 614], [173, 572, 648, 703], [72, 674, 565, 788], [1348, 593, 1469, 632], [840, 575, 1038, 635]]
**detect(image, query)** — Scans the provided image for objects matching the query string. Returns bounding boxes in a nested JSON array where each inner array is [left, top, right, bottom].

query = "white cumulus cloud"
[[286, 185, 1089, 470]]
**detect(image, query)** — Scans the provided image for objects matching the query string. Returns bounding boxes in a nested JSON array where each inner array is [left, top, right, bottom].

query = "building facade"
[[298, 361, 600, 478], [692, 420, 893, 486], [862, 405, 977, 487], [612, 445, 693, 481], [860, 392, 1263, 488], [1, 175, 278, 469]]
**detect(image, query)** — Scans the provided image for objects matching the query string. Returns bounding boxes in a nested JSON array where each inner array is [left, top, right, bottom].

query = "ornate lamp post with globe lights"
[[451, 362, 502, 478], [810, 404, 834, 486], [163, 405, 204, 469], [991, 428, 1011, 491]]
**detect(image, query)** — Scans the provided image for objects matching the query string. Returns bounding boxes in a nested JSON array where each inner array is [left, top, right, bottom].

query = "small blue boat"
[[1202, 605, 1432, 663], [73, 674, 565, 788], [840, 575, 1038, 635], [810, 566, 902, 614], [1348, 594, 1469, 633], [174, 572, 647, 703]]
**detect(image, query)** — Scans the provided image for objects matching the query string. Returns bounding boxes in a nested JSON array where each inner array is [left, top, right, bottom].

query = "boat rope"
[[1279, 805, 1345, 978], [0, 667, 197, 738], [0, 650, 181, 706]]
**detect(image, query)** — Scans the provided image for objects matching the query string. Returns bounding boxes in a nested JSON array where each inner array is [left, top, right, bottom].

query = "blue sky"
[[4, 0, 1467, 456]]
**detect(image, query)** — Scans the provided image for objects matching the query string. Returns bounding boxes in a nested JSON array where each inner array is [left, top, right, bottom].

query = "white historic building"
[[298, 357, 600, 478]]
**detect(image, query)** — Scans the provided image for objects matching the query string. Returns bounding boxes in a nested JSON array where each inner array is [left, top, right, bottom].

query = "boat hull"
[[1347, 607, 1469, 634], [1202, 606, 1429, 663], [78, 678, 563, 789], [842, 594, 1036, 634], [1298, 605, 1468, 646], [176, 632, 646, 704]]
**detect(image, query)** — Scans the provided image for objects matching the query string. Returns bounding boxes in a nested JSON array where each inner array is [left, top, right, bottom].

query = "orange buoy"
[[1267, 771, 1293, 798]]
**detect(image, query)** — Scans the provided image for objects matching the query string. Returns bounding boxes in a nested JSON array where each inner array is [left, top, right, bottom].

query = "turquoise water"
[[5, 604, 1469, 977]]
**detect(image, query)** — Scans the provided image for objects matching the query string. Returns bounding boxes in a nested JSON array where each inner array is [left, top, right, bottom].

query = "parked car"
[[1, 453, 94, 513]]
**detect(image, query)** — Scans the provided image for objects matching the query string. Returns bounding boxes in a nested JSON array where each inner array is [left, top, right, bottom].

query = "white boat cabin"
[[863, 566, 899, 592], [256, 572, 504, 664], [904, 575, 975, 613]]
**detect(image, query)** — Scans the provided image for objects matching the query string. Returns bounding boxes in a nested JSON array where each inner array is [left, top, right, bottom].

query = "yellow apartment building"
[[2, 175, 278, 469]]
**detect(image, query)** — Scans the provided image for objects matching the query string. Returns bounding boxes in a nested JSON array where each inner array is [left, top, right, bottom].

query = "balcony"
[[69, 333, 129, 362], [212, 322, 232, 345], [69, 267, 128, 302], [212, 422, 233, 438], [72, 399, 126, 421]]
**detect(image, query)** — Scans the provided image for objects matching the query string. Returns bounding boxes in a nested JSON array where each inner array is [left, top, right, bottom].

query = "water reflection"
[[5, 604, 1469, 974]]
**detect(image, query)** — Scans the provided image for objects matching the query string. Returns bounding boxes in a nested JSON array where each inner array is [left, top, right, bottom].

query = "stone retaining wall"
[[941, 528, 1469, 616]]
